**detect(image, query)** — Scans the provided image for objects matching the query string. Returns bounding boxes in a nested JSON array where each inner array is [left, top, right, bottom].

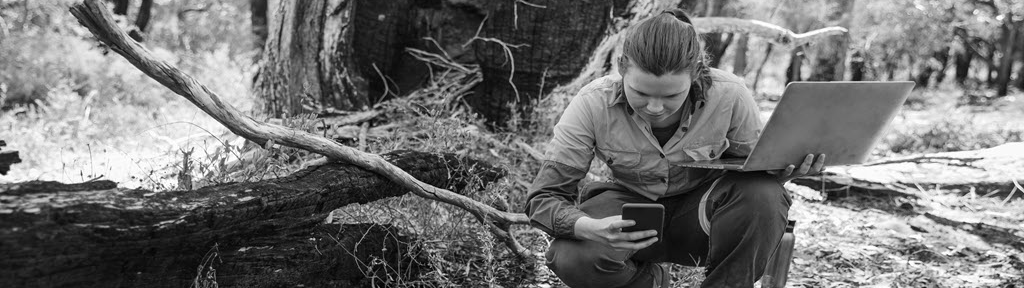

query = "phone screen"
[[621, 203, 665, 243]]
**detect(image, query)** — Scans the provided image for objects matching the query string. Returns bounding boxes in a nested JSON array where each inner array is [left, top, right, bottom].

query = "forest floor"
[[2, 41, 1023, 287]]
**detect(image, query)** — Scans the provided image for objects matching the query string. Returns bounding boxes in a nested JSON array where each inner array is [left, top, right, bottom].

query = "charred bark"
[[0, 150, 503, 287], [470, 0, 615, 128], [996, 15, 1016, 96]]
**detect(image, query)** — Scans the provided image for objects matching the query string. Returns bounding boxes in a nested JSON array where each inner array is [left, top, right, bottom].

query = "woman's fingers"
[[607, 220, 635, 230], [811, 154, 827, 173], [611, 236, 658, 250], [797, 154, 814, 174]]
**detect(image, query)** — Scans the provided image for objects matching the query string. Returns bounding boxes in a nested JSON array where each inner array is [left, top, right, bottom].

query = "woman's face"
[[621, 65, 692, 124]]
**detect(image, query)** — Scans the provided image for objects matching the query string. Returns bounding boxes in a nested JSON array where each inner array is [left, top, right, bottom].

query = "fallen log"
[[68, 0, 531, 258], [0, 150, 503, 287], [792, 142, 1024, 200], [0, 140, 20, 175]]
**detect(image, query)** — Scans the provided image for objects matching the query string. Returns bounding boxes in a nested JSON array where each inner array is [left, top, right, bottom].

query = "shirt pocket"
[[595, 147, 642, 183], [683, 138, 730, 161]]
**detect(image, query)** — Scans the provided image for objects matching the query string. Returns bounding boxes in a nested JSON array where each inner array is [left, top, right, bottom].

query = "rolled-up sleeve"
[[524, 92, 597, 239], [725, 83, 763, 157]]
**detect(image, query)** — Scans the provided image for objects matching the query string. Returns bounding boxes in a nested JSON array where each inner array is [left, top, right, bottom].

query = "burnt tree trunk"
[[996, 14, 1016, 96], [0, 150, 503, 287], [954, 33, 973, 86], [470, 0, 616, 127], [250, 0, 268, 53], [849, 50, 865, 81], [808, 0, 855, 81], [786, 46, 803, 84], [732, 33, 748, 76], [932, 46, 950, 85], [126, 0, 151, 41]]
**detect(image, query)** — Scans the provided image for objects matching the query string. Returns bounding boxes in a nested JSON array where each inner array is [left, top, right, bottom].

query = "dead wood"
[[69, 0, 531, 259], [0, 150, 501, 287], [791, 143, 1024, 200]]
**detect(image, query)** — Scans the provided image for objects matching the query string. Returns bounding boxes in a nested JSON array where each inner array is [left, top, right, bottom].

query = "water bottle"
[[762, 220, 796, 288]]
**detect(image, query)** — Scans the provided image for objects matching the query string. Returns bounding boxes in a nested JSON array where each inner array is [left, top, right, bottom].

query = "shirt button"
[[659, 153, 665, 158], [709, 151, 716, 158], [681, 127, 689, 132]]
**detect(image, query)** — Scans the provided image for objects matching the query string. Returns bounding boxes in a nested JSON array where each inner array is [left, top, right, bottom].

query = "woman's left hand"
[[768, 154, 826, 183]]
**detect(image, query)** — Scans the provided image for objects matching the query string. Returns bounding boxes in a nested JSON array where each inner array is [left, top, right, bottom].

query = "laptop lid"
[[740, 81, 915, 171]]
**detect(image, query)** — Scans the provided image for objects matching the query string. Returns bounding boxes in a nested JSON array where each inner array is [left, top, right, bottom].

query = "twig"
[[463, 14, 528, 102], [70, 0, 531, 259], [1003, 178, 1022, 204]]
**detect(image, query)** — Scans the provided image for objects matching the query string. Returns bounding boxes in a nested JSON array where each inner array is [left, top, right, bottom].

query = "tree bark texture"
[[254, 0, 370, 116], [470, 0, 616, 127], [0, 150, 503, 287], [808, 0, 854, 81], [792, 142, 1024, 200]]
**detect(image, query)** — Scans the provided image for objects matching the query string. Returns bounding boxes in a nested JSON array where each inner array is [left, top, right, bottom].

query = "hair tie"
[[663, 9, 693, 24]]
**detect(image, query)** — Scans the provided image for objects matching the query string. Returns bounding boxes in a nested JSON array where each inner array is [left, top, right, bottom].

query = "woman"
[[524, 9, 825, 288]]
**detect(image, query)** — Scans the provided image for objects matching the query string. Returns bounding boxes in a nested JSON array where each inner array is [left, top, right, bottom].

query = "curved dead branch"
[[69, 0, 530, 258], [693, 17, 848, 47]]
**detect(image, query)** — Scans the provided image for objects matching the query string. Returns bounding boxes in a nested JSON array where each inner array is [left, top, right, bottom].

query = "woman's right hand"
[[573, 215, 659, 251]]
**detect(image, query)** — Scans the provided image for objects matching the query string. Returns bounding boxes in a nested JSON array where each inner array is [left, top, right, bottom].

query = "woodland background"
[[0, 0, 1023, 287]]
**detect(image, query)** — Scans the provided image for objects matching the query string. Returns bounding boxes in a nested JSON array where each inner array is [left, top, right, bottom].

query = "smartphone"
[[621, 203, 665, 243]]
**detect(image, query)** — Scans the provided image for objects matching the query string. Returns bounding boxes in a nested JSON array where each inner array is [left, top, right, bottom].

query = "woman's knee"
[[720, 171, 791, 211], [546, 239, 636, 287]]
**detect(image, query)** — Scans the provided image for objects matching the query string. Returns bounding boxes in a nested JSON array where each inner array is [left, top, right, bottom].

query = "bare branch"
[[69, 0, 530, 258]]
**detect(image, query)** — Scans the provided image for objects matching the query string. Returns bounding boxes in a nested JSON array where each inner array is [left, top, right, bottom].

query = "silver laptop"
[[677, 81, 915, 171]]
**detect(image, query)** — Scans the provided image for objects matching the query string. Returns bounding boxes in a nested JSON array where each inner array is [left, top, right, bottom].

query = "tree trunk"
[[127, 0, 151, 42], [849, 50, 865, 81], [470, 0, 616, 128], [954, 35, 973, 86], [732, 33, 748, 76], [0, 151, 503, 287], [111, 0, 128, 16], [786, 46, 803, 84], [250, 0, 268, 53], [996, 15, 1016, 96], [751, 43, 773, 93], [808, 0, 855, 81], [933, 46, 950, 85], [255, 0, 366, 116]]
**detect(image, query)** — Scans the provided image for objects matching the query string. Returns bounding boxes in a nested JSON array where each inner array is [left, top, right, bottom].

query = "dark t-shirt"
[[651, 122, 680, 147]]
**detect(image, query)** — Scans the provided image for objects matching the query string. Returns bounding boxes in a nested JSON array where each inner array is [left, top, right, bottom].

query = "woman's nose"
[[646, 101, 664, 114]]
